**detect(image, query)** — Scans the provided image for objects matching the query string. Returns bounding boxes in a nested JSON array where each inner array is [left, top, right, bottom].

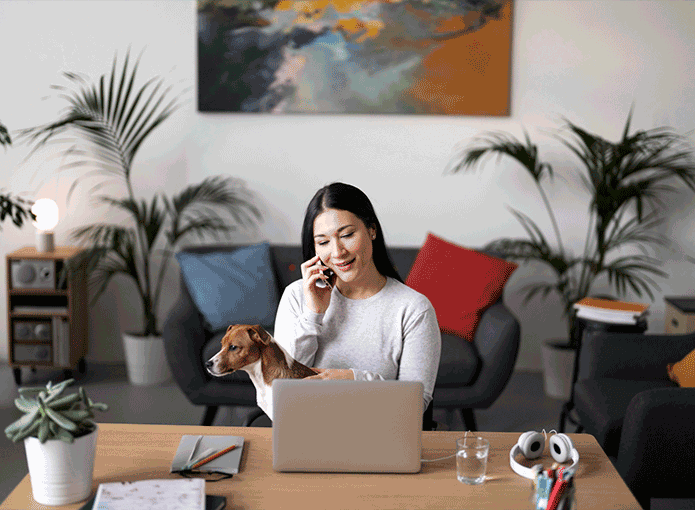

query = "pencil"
[[190, 444, 238, 470]]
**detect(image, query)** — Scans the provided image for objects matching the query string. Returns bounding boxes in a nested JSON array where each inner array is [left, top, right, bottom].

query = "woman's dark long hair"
[[301, 182, 403, 283]]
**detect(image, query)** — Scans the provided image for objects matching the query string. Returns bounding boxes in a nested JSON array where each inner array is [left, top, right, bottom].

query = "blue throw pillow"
[[175, 243, 280, 332]]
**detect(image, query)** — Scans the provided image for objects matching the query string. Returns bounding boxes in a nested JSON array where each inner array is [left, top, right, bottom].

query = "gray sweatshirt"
[[273, 277, 441, 410]]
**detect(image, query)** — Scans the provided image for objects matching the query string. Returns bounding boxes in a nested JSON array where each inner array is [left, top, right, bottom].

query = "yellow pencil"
[[191, 444, 238, 470]]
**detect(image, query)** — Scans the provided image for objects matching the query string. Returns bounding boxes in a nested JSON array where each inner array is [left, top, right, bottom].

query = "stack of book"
[[573, 297, 649, 325]]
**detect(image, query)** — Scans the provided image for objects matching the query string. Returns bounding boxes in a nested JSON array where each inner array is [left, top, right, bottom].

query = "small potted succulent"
[[5, 379, 108, 505]]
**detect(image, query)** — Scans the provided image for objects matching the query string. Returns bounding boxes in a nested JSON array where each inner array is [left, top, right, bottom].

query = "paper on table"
[[92, 478, 205, 510]]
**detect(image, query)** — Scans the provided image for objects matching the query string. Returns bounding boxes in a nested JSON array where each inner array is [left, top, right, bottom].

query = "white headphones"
[[509, 430, 579, 479]]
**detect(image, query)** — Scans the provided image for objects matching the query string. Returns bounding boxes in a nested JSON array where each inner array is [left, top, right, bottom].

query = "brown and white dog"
[[205, 324, 316, 420]]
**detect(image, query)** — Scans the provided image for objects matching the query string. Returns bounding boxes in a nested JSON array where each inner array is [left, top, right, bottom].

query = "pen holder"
[[531, 485, 576, 510], [531, 468, 577, 510]]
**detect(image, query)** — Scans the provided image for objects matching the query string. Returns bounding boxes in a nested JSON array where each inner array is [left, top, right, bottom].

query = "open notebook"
[[171, 435, 244, 475]]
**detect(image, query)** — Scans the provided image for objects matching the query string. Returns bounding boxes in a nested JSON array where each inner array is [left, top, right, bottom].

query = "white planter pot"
[[24, 425, 98, 506], [122, 333, 173, 386], [541, 341, 577, 401]]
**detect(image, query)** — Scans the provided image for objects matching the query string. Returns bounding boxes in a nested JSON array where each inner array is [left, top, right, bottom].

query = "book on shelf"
[[51, 317, 70, 366], [573, 297, 649, 325]]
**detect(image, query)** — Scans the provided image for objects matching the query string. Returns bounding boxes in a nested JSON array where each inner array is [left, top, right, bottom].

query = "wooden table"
[[1, 423, 640, 509]]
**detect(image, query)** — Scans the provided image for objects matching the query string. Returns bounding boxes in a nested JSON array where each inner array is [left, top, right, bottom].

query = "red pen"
[[546, 472, 571, 510]]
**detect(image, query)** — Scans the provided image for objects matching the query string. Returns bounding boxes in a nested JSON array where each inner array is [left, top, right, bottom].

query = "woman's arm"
[[273, 282, 323, 365], [397, 306, 442, 411]]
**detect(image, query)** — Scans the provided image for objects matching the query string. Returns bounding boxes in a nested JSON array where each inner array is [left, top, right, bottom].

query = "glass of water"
[[456, 436, 489, 485]]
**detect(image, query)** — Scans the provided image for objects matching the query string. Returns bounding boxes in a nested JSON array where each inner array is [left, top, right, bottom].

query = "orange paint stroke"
[[334, 17, 384, 43], [407, 0, 512, 115]]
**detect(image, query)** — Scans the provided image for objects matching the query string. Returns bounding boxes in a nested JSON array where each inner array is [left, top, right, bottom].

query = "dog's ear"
[[248, 325, 271, 345], [226, 325, 234, 333]]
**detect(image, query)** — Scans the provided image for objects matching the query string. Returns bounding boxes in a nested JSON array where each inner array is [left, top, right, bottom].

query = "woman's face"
[[313, 208, 377, 286]]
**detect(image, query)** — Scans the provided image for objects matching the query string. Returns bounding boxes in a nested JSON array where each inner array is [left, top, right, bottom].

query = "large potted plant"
[[449, 110, 695, 398], [5, 378, 107, 505], [19, 51, 261, 385]]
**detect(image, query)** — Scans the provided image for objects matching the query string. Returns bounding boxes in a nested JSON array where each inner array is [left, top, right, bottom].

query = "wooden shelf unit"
[[6, 246, 89, 384]]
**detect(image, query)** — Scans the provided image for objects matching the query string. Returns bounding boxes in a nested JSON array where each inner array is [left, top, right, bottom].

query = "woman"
[[273, 182, 441, 412]]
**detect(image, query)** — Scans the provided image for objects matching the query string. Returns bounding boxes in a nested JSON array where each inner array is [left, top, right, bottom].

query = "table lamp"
[[31, 198, 59, 252]]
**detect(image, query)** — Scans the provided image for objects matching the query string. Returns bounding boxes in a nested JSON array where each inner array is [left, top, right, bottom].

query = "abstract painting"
[[198, 0, 513, 115]]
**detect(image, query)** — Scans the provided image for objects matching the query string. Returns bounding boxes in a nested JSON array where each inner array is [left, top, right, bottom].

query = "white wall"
[[1, 0, 694, 370]]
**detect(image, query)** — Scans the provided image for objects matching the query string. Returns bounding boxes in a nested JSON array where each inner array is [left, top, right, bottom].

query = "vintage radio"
[[10, 259, 57, 289]]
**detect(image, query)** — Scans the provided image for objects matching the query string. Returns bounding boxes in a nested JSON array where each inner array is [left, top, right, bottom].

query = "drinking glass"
[[456, 436, 489, 485]]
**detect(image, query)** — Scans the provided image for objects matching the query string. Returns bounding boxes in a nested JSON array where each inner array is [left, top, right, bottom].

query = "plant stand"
[[541, 341, 576, 400]]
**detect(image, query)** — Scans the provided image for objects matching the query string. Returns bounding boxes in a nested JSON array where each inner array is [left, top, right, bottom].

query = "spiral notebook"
[[79, 492, 225, 510], [171, 434, 244, 475]]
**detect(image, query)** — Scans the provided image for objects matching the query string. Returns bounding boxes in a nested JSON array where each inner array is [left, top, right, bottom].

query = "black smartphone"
[[315, 261, 334, 288]]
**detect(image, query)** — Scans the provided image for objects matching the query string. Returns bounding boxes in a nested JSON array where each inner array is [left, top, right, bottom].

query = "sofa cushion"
[[175, 243, 279, 332], [405, 233, 517, 341], [667, 347, 695, 387], [573, 377, 676, 457]]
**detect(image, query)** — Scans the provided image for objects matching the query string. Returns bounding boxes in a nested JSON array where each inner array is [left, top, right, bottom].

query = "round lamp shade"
[[31, 198, 60, 231]]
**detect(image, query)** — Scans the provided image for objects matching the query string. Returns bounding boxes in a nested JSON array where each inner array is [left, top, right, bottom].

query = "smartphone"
[[315, 261, 334, 289]]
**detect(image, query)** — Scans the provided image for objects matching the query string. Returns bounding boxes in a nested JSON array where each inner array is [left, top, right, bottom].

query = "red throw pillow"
[[405, 233, 518, 342]]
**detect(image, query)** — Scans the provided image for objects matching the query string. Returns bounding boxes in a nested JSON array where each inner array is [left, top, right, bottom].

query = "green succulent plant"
[[5, 379, 107, 444]]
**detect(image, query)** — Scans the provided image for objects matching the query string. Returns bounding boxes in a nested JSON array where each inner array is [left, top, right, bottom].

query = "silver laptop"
[[272, 379, 423, 473]]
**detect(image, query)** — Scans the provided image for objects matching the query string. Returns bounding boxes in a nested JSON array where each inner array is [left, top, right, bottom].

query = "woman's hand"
[[306, 368, 355, 380], [301, 255, 335, 314]]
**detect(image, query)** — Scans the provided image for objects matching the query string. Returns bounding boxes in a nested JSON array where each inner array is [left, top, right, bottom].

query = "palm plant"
[[449, 111, 695, 348], [18, 51, 261, 337], [1, 120, 35, 230]]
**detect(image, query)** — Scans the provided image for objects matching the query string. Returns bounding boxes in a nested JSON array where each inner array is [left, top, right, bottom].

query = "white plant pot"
[[122, 333, 173, 386], [541, 341, 577, 401], [24, 425, 98, 506]]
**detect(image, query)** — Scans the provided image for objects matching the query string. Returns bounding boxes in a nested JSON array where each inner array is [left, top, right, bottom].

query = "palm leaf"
[[70, 225, 143, 305], [603, 211, 668, 254], [18, 49, 183, 195], [450, 130, 552, 183], [602, 255, 666, 299], [166, 176, 261, 244], [0, 121, 11, 147]]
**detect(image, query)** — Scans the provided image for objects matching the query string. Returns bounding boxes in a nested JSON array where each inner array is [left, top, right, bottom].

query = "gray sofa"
[[163, 244, 521, 429]]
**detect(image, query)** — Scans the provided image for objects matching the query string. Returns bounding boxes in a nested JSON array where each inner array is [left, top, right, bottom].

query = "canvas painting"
[[198, 0, 513, 115]]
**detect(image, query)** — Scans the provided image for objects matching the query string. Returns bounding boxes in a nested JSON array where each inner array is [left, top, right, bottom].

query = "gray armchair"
[[573, 330, 695, 509], [163, 245, 520, 430], [616, 387, 695, 509]]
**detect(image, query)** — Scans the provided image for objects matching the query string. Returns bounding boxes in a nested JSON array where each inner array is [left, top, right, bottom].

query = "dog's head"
[[205, 324, 272, 377]]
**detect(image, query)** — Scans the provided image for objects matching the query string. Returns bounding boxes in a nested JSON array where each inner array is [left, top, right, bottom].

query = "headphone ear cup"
[[549, 433, 574, 464], [518, 431, 545, 459]]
